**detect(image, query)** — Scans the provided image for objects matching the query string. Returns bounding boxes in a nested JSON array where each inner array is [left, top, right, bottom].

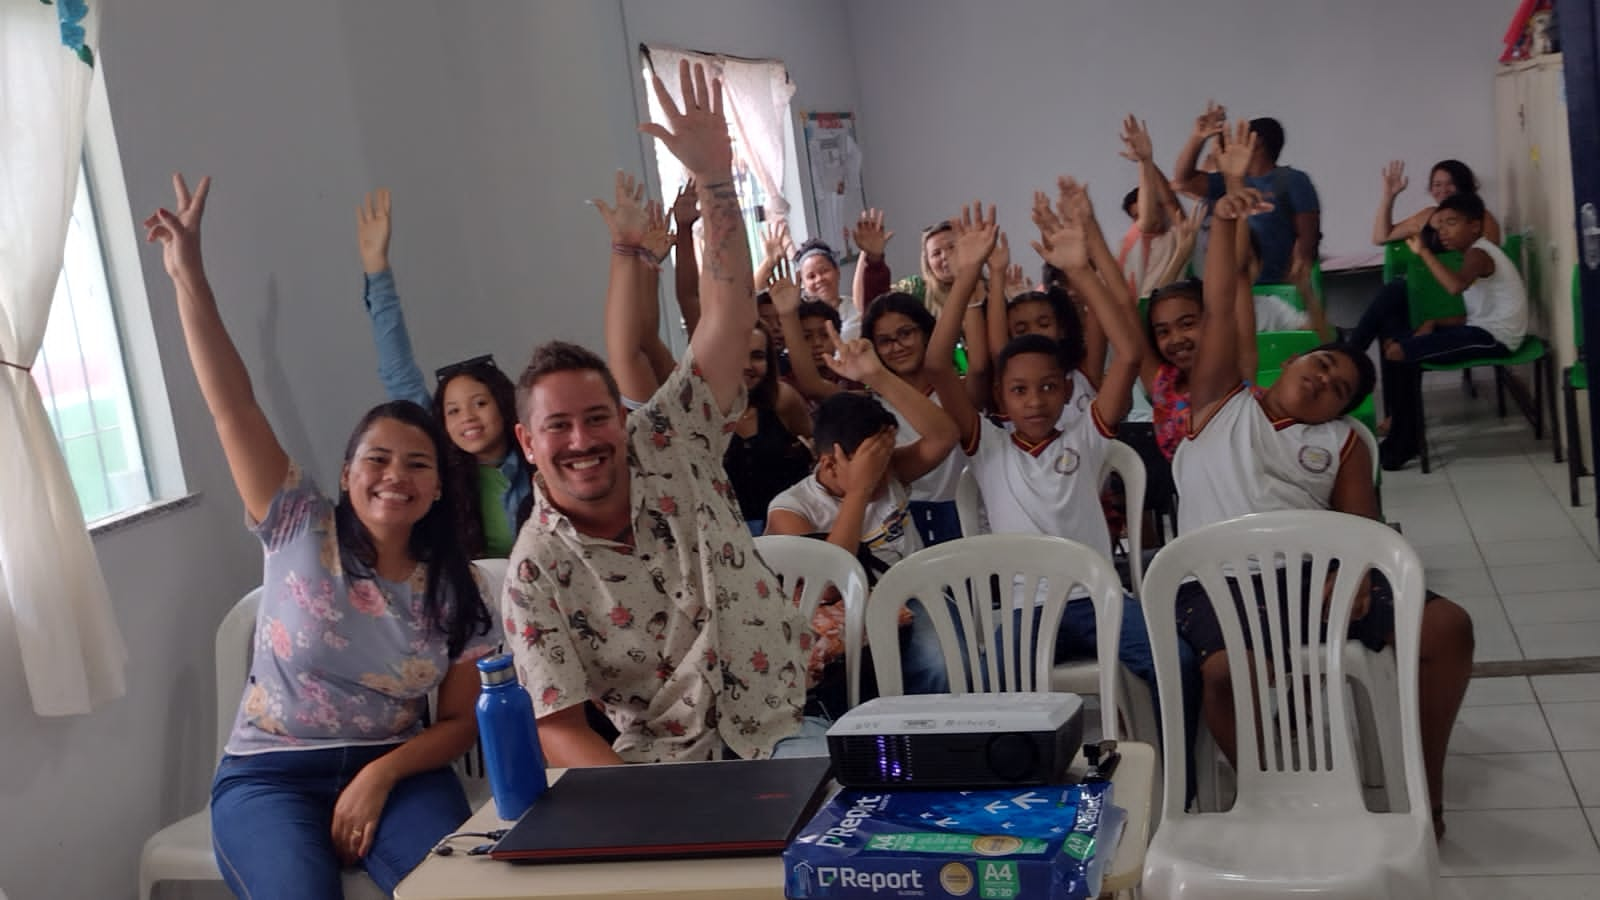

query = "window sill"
[[88, 493, 201, 538]]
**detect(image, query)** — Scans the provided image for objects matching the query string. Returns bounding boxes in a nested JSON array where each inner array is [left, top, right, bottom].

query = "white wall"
[[844, 0, 1513, 277]]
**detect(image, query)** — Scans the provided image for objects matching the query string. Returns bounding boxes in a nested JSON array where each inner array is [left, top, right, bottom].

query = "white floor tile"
[[1425, 566, 1498, 598], [1416, 541, 1485, 571], [1469, 510, 1580, 543], [1438, 808, 1600, 876], [1562, 751, 1600, 807], [1514, 622, 1600, 660], [1449, 704, 1555, 755], [1545, 702, 1600, 752], [1462, 676, 1534, 707], [1492, 562, 1600, 595], [1439, 874, 1600, 899], [1500, 591, 1600, 626], [1452, 596, 1522, 663], [1533, 674, 1600, 704], [1387, 508, 1476, 546], [1479, 537, 1598, 567], [1443, 752, 1580, 810]]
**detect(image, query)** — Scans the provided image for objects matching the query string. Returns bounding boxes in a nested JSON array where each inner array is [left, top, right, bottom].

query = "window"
[[32, 163, 152, 523], [641, 60, 777, 267]]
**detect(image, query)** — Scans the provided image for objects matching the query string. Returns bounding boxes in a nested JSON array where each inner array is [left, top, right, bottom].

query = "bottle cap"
[[476, 654, 518, 686]]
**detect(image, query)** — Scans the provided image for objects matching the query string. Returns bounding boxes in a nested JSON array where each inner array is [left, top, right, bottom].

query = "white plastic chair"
[[137, 589, 390, 900], [1140, 511, 1437, 898], [753, 535, 870, 709], [473, 557, 510, 618], [955, 439, 1145, 593], [864, 534, 1124, 741]]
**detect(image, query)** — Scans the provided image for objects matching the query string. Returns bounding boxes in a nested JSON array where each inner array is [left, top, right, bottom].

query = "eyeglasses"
[[434, 354, 498, 384], [873, 325, 924, 350]]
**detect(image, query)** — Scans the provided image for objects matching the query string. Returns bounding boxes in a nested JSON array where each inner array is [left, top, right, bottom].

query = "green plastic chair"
[[1399, 252, 1556, 473], [1564, 264, 1589, 505], [1253, 283, 1305, 313], [1254, 331, 1380, 439]]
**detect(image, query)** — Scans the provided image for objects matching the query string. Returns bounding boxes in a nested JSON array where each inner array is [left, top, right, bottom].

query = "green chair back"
[[1256, 330, 1320, 372], [1404, 253, 1468, 330], [1383, 241, 1412, 283], [1253, 283, 1305, 312]]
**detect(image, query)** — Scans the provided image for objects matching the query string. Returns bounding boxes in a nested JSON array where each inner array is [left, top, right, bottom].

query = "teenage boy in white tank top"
[[1175, 128, 1476, 839], [1375, 191, 1528, 470]]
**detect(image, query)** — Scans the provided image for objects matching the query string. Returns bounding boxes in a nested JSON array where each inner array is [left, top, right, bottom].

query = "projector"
[[825, 692, 1083, 789]]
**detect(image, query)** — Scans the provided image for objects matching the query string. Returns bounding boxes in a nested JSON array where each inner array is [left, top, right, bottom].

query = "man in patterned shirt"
[[501, 60, 810, 765]]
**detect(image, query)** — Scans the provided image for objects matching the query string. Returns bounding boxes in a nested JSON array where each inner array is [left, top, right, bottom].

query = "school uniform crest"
[[1298, 444, 1333, 474], [1054, 447, 1081, 475]]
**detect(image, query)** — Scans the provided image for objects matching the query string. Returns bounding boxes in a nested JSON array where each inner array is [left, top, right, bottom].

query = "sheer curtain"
[[0, 1, 126, 715], [644, 45, 795, 222]]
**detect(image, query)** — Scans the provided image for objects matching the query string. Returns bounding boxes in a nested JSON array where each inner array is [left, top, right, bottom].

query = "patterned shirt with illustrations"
[[502, 351, 809, 763], [227, 465, 498, 755]]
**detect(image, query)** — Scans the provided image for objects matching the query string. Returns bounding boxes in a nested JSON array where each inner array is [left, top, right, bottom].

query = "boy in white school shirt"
[[922, 192, 1196, 716], [765, 324, 960, 714]]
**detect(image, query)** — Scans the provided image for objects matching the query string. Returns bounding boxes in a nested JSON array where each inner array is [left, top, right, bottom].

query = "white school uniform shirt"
[[1462, 237, 1528, 351], [885, 387, 964, 504], [1172, 385, 1356, 535], [1252, 294, 1311, 332], [963, 376, 1115, 561], [767, 475, 923, 569]]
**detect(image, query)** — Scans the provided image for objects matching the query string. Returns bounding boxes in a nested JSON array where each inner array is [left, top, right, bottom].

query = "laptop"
[[489, 756, 835, 863]]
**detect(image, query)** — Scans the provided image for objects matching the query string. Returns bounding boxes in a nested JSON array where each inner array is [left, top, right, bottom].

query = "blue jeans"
[[908, 500, 963, 546], [211, 744, 470, 899], [771, 715, 833, 758]]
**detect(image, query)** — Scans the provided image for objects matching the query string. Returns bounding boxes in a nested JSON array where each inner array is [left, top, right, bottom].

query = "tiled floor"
[[1382, 377, 1600, 896]]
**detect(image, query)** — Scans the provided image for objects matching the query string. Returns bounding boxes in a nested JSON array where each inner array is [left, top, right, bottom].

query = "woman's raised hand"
[[144, 173, 211, 283], [356, 189, 392, 274], [592, 170, 651, 245]]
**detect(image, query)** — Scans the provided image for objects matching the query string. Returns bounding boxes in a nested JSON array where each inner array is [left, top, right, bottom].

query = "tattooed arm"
[[641, 60, 754, 415]]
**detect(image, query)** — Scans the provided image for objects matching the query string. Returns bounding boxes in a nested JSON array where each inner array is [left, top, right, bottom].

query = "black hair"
[[755, 289, 774, 307], [1430, 159, 1480, 196], [1315, 342, 1377, 416], [812, 392, 897, 458], [515, 340, 622, 426], [748, 324, 781, 411], [1005, 286, 1085, 374], [796, 299, 842, 330], [995, 333, 1071, 381], [863, 291, 936, 349], [1436, 191, 1487, 223], [1249, 117, 1286, 163], [1040, 263, 1066, 290], [1122, 187, 1140, 219], [793, 237, 840, 270], [335, 401, 493, 658], [1144, 278, 1205, 356], [434, 361, 529, 558]]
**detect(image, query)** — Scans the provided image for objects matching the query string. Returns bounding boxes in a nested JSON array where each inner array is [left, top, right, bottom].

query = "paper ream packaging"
[[784, 782, 1120, 900]]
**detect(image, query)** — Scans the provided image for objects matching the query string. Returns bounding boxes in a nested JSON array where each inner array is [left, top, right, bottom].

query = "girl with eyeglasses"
[[354, 190, 531, 557]]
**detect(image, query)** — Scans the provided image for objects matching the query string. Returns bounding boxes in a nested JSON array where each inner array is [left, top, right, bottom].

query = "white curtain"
[[0, 1, 126, 715], [645, 45, 795, 222]]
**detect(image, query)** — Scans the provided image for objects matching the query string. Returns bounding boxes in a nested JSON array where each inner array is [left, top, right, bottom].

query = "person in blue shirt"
[[355, 189, 531, 557], [1173, 103, 1320, 285]]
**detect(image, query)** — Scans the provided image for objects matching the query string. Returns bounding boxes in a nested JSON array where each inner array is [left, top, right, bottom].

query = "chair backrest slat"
[[752, 536, 871, 709]]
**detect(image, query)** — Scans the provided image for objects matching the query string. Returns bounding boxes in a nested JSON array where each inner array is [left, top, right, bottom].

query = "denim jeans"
[[211, 744, 470, 899]]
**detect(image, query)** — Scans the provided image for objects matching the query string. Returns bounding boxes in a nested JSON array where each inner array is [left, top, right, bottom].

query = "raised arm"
[[927, 203, 996, 450], [1190, 123, 1272, 421], [641, 60, 754, 414], [1173, 100, 1226, 198], [769, 262, 843, 402], [356, 190, 429, 408], [638, 199, 680, 381], [147, 174, 288, 523], [594, 171, 664, 403], [1035, 184, 1143, 427], [1122, 115, 1181, 234], [1371, 160, 1417, 245], [753, 220, 791, 290], [850, 208, 895, 317], [1217, 140, 1261, 380], [1408, 232, 1495, 298], [1056, 178, 1121, 388], [824, 324, 957, 484], [669, 178, 702, 337]]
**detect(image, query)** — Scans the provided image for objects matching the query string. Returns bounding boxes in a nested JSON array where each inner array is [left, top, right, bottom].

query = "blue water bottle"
[[475, 654, 548, 820]]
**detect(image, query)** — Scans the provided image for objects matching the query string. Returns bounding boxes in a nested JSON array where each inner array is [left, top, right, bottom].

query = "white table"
[[395, 742, 1154, 899]]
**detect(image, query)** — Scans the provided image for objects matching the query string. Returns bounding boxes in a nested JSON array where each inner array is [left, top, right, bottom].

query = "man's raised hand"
[[1217, 120, 1256, 187], [639, 59, 732, 179], [1213, 186, 1274, 223], [1194, 99, 1227, 139], [1119, 115, 1154, 163]]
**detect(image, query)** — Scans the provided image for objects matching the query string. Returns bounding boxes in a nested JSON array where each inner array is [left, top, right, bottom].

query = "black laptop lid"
[[490, 756, 834, 863]]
